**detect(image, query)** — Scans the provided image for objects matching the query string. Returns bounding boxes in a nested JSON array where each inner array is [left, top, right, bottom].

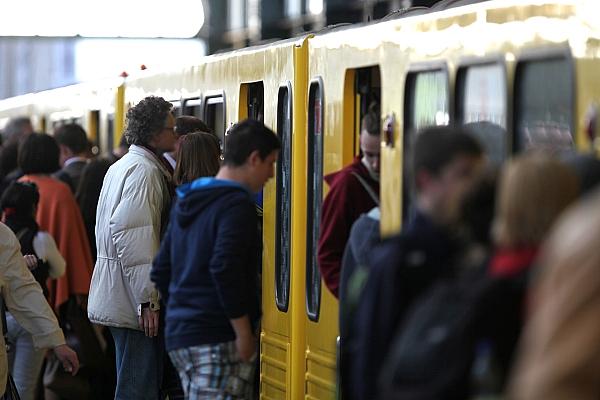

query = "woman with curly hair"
[[87, 96, 178, 399]]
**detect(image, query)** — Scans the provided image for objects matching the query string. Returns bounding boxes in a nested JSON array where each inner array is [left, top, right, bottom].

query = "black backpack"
[[15, 227, 50, 298], [378, 266, 526, 400]]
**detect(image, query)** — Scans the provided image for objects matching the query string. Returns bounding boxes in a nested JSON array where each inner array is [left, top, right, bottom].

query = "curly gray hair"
[[124, 96, 173, 146]]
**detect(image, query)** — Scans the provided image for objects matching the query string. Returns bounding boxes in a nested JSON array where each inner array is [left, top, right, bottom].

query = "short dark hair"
[[124, 96, 173, 146], [0, 181, 39, 218], [412, 125, 483, 183], [223, 119, 281, 167], [361, 102, 380, 136], [54, 123, 88, 154], [175, 116, 212, 136], [19, 133, 61, 174]]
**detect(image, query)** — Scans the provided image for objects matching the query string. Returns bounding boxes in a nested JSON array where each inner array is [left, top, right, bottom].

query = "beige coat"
[[88, 145, 171, 330], [508, 189, 600, 400], [0, 223, 65, 396]]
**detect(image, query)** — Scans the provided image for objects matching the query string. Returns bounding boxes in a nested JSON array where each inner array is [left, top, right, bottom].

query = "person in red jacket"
[[318, 104, 380, 298]]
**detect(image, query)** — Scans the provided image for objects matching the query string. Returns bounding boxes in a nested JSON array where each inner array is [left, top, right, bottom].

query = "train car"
[[122, 35, 313, 399], [1, 1, 600, 399], [0, 78, 125, 156]]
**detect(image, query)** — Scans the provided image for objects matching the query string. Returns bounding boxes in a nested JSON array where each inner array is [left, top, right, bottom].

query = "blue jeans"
[[6, 313, 47, 400], [109, 326, 163, 400]]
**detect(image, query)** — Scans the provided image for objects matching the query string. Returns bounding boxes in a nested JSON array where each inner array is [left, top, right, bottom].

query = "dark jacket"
[[151, 177, 261, 352], [350, 210, 460, 400], [317, 157, 379, 298], [54, 159, 87, 193]]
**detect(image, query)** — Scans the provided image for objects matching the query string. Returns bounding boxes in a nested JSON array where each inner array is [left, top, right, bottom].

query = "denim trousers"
[[109, 326, 184, 400], [6, 313, 47, 400], [109, 326, 163, 400]]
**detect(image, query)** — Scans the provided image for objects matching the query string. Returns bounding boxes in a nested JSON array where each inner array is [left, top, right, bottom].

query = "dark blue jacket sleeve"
[[209, 201, 257, 319], [151, 220, 173, 303]]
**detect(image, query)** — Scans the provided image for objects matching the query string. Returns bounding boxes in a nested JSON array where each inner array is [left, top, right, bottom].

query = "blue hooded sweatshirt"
[[151, 177, 261, 351]]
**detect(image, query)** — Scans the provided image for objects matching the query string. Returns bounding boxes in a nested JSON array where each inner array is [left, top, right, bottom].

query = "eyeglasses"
[[163, 126, 175, 132]]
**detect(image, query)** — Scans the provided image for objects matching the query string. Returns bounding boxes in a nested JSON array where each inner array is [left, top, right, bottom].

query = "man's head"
[[173, 116, 212, 155], [124, 96, 176, 152], [411, 125, 484, 224], [54, 123, 89, 166], [2, 117, 33, 143], [221, 119, 281, 193], [360, 105, 381, 176]]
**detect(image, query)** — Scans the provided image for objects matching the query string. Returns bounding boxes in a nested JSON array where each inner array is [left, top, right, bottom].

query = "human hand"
[[235, 332, 257, 362], [53, 344, 80, 376], [138, 307, 160, 337], [22, 254, 38, 270]]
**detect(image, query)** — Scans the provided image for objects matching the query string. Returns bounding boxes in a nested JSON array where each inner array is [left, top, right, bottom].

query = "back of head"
[[2, 117, 33, 143], [18, 133, 60, 175], [494, 153, 579, 248], [361, 102, 380, 136], [174, 132, 221, 185], [0, 140, 19, 177], [0, 181, 39, 219], [411, 125, 483, 187], [223, 119, 281, 167], [124, 96, 173, 146], [175, 115, 212, 136], [560, 152, 600, 196], [458, 167, 498, 247], [54, 123, 88, 154]]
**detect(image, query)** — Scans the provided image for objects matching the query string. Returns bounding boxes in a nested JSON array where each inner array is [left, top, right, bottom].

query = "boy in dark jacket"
[[350, 126, 484, 400], [151, 119, 280, 399]]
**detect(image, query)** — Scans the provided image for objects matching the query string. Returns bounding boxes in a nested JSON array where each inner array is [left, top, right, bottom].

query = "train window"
[[457, 63, 507, 164], [171, 100, 182, 117], [275, 83, 292, 312], [203, 94, 226, 149], [183, 98, 202, 117], [244, 82, 264, 121], [306, 78, 324, 322], [350, 66, 381, 156], [404, 69, 449, 135], [107, 113, 114, 153], [403, 68, 448, 222], [515, 58, 573, 152]]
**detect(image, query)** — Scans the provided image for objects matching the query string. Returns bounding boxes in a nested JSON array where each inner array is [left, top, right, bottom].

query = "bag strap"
[[14, 228, 29, 242], [351, 172, 380, 207]]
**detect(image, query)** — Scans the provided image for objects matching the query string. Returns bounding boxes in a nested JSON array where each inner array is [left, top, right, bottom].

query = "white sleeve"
[[33, 232, 66, 278]]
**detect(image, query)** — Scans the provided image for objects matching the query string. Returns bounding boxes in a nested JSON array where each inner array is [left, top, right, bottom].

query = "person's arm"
[[33, 231, 66, 278], [109, 170, 162, 308], [230, 315, 257, 362], [317, 178, 356, 298], [209, 200, 258, 347], [0, 225, 80, 375], [151, 217, 174, 304]]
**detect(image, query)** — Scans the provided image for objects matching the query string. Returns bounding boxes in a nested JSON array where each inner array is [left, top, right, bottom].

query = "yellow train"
[[1, 1, 600, 398]]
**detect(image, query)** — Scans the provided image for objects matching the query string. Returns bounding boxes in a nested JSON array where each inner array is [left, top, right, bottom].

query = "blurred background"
[[0, 0, 443, 100]]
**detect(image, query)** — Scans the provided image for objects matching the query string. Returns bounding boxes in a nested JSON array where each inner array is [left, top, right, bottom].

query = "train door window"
[[245, 82, 264, 121], [203, 93, 226, 149], [404, 69, 449, 134], [457, 63, 507, 164], [171, 100, 182, 117], [306, 78, 324, 322], [183, 98, 202, 118], [275, 83, 292, 312], [350, 66, 381, 156], [107, 113, 115, 153], [514, 57, 573, 152]]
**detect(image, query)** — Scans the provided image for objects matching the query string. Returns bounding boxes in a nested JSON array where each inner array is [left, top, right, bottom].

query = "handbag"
[[0, 295, 20, 400]]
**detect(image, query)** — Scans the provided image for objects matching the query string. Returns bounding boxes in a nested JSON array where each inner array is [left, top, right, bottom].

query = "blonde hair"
[[493, 153, 579, 248], [174, 132, 221, 185]]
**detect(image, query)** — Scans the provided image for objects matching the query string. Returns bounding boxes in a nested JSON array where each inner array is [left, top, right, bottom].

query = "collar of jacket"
[[128, 145, 172, 181]]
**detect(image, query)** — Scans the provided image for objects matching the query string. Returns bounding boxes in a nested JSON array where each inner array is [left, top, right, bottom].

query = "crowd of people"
[[323, 120, 600, 399], [1, 93, 600, 400], [0, 97, 278, 400]]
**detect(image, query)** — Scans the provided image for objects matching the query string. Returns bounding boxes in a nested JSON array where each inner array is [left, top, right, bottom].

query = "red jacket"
[[317, 157, 379, 298], [20, 175, 93, 311]]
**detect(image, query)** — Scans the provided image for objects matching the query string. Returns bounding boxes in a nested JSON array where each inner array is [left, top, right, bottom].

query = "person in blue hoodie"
[[151, 119, 280, 400]]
